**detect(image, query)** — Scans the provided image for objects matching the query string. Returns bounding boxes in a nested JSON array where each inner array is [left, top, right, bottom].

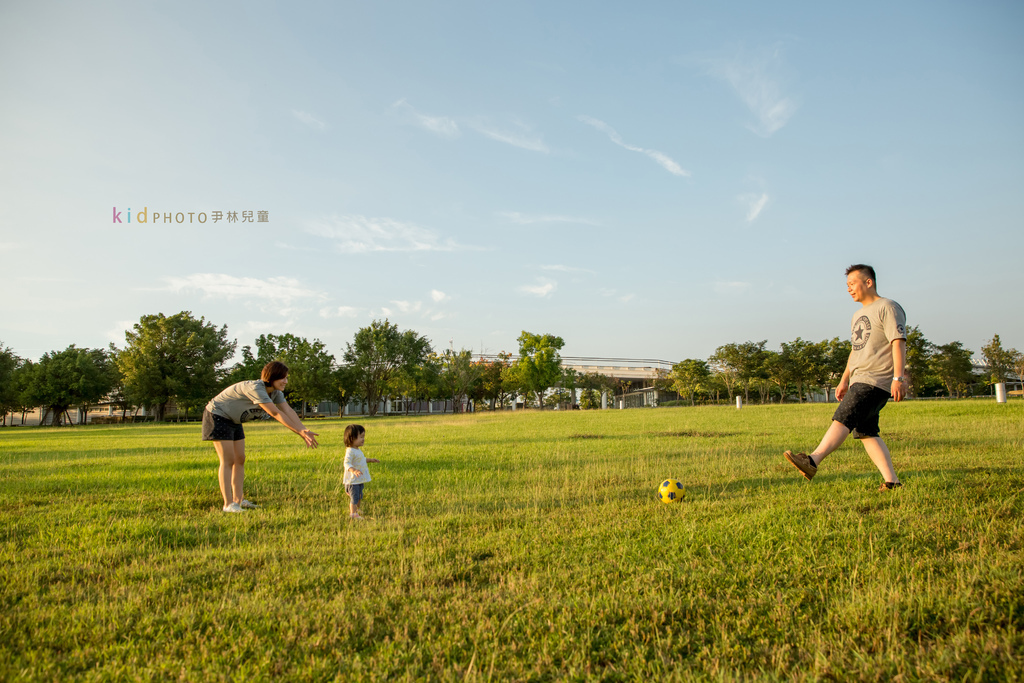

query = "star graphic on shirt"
[[854, 325, 866, 342]]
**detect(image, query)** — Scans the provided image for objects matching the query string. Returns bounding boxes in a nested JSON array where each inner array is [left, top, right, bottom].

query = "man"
[[784, 264, 907, 490]]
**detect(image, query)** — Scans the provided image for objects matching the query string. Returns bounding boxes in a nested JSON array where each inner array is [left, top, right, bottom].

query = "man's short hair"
[[845, 263, 876, 284], [261, 360, 289, 384]]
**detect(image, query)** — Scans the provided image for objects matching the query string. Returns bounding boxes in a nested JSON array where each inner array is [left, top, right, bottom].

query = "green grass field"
[[1, 402, 1022, 681]]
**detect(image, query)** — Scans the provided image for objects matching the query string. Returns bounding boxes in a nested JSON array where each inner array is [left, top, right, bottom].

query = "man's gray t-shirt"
[[206, 380, 287, 424], [849, 297, 907, 391]]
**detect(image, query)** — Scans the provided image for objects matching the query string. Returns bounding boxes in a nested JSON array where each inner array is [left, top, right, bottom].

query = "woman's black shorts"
[[832, 383, 891, 439], [201, 410, 245, 441]]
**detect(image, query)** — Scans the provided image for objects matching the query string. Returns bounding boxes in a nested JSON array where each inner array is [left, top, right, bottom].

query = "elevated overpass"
[[474, 355, 674, 385]]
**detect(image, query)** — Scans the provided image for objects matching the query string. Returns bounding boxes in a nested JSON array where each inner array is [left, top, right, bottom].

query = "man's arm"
[[836, 353, 854, 401], [890, 339, 907, 402], [258, 402, 320, 447]]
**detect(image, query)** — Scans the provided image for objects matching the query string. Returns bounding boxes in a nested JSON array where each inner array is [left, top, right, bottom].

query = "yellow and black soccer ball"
[[658, 479, 685, 503]]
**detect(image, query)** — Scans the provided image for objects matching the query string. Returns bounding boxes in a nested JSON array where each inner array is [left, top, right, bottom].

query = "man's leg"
[[861, 437, 899, 484], [810, 420, 851, 467]]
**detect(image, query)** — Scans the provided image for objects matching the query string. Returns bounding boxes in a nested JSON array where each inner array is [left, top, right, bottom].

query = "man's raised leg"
[[810, 420, 851, 466]]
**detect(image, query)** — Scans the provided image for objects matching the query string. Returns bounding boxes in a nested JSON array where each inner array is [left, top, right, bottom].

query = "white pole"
[[995, 382, 1007, 404], [601, 391, 607, 410], [736, 396, 742, 410]]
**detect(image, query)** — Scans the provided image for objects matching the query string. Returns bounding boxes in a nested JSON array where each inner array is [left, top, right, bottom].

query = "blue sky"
[[2, 1, 1022, 363]]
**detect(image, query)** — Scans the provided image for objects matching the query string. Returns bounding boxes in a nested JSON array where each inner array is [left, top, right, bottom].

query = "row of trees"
[[0, 313, 585, 425], [1, 313, 1021, 425], [661, 329, 1024, 406]]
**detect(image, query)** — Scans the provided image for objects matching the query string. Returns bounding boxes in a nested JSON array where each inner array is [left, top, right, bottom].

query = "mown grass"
[[1, 401, 1022, 681]]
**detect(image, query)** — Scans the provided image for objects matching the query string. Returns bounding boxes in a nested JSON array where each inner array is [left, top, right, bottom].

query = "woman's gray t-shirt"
[[205, 380, 287, 424]]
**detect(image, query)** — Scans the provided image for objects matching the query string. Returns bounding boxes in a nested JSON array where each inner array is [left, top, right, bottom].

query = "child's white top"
[[343, 447, 372, 485]]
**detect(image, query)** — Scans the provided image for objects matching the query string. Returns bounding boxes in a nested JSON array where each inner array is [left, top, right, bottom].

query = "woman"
[[202, 361, 319, 512]]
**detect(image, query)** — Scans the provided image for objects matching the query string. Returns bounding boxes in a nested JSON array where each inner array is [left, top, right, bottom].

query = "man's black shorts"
[[201, 410, 245, 441], [832, 383, 891, 439]]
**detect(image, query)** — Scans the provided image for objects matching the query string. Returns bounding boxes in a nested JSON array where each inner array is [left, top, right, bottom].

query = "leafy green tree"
[[473, 353, 513, 410], [0, 342, 22, 425], [24, 346, 114, 425], [343, 320, 431, 417], [10, 360, 36, 424], [779, 338, 815, 403], [930, 341, 976, 398], [513, 331, 565, 409], [328, 364, 362, 416], [670, 359, 711, 406], [904, 325, 934, 398], [808, 337, 850, 402], [761, 350, 790, 402], [716, 340, 769, 403], [708, 345, 741, 400], [439, 347, 481, 413], [117, 312, 236, 421], [980, 334, 1019, 386], [578, 371, 615, 410]]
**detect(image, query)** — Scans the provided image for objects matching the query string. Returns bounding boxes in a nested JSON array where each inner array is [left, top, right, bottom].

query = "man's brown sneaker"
[[879, 481, 903, 491], [784, 450, 817, 481]]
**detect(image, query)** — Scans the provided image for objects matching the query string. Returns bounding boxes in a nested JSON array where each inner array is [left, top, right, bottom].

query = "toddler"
[[343, 424, 378, 520]]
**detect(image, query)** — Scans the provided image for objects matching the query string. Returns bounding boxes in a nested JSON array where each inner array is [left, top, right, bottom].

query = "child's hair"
[[343, 424, 366, 447]]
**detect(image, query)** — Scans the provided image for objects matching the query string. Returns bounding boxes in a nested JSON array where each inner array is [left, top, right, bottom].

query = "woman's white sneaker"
[[239, 500, 258, 509], [223, 503, 243, 513]]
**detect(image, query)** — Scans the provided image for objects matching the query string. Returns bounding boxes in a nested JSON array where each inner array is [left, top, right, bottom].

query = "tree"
[[708, 345, 740, 401], [10, 360, 37, 425], [1012, 350, 1024, 393], [117, 312, 236, 421], [670, 359, 711, 406], [778, 338, 817, 403], [578, 371, 615, 410], [328, 364, 362, 416], [512, 331, 565, 409], [980, 334, 1018, 387], [716, 341, 768, 403], [343, 320, 431, 417], [930, 342, 976, 398], [439, 347, 481, 413], [24, 346, 114, 425], [0, 342, 22, 425], [474, 353, 513, 410], [810, 337, 850, 402], [904, 325, 934, 398]]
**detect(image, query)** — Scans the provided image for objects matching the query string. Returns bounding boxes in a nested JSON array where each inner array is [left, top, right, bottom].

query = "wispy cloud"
[[308, 215, 483, 253], [519, 278, 557, 297], [599, 287, 636, 303], [705, 46, 798, 137], [578, 116, 690, 177], [497, 211, 601, 226], [391, 99, 460, 138], [466, 118, 549, 153], [320, 305, 361, 318], [292, 110, 327, 130], [391, 99, 548, 152], [370, 293, 453, 321], [106, 320, 135, 345], [165, 274, 327, 305], [739, 192, 769, 222]]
